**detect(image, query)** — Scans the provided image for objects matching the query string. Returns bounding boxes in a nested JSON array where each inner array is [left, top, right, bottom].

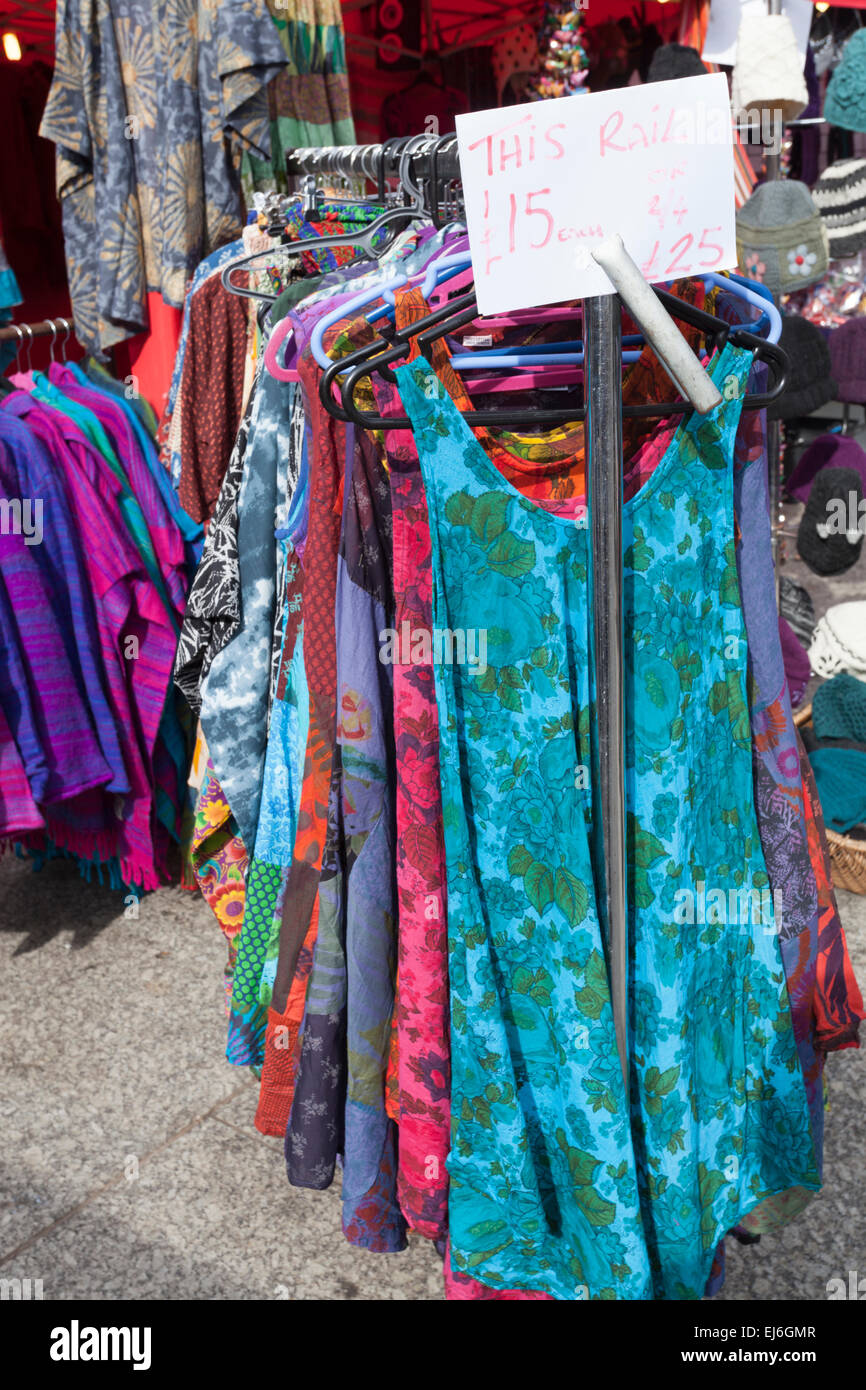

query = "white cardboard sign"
[[455, 73, 737, 315]]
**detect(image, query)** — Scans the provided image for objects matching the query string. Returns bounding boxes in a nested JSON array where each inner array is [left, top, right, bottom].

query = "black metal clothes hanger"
[[319, 284, 789, 431]]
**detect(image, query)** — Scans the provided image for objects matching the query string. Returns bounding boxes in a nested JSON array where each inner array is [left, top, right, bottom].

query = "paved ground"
[[0, 849, 862, 1302]]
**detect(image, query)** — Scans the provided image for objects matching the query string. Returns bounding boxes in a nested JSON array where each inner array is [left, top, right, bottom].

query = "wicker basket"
[[794, 703, 866, 895]]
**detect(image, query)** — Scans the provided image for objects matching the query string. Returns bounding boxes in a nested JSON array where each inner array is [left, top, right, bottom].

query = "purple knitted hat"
[[780, 615, 811, 706], [829, 317, 866, 403], [786, 432, 866, 503]]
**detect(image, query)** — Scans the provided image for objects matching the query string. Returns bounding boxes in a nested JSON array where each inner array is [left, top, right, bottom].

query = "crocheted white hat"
[[809, 600, 866, 681], [731, 13, 808, 124]]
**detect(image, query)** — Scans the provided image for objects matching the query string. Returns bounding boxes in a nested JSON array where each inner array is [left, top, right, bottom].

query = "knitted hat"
[[829, 318, 866, 404], [797, 467, 864, 575], [812, 159, 866, 260], [813, 671, 866, 743], [824, 30, 866, 134], [810, 600, 866, 680], [779, 574, 817, 646], [731, 13, 808, 124], [736, 182, 829, 300], [779, 615, 811, 707], [647, 44, 706, 83], [808, 747, 866, 832], [786, 432, 866, 503], [767, 315, 837, 421]]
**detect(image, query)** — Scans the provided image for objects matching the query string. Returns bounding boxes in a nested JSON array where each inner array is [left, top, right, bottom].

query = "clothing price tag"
[[455, 73, 736, 314]]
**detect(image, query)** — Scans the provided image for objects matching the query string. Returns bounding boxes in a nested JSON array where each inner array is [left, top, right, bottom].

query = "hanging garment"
[[395, 342, 819, 1301], [0, 703, 45, 838], [0, 411, 128, 798], [2, 390, 180, 888], [39, 0, 288, 352], [371, 290, 584, 1244], [242, 0, 355, 196], [199, 363, 299, 856], [226, 396, 309, 1065], [288, 425, 406, 1253], [173, 393, 256, 715]]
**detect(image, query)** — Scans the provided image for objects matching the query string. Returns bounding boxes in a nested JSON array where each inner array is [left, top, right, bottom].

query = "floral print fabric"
[[396, 343, 819, 1300]]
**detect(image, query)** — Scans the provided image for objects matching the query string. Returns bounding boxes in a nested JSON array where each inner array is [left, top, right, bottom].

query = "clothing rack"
[[287, 136, 461, 223], [0, 317, 74, 342], [283, 140, 761, 1091], [285, 137, 636, 1080]]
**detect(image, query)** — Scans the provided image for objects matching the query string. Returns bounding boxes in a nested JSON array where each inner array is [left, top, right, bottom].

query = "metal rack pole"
[[584, 240, 719, 1092], [0, 317, 72, 341], [584, 293, 629, 1091]]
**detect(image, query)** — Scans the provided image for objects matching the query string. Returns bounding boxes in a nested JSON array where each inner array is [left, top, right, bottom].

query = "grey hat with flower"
[[736, 180, 829, 300]]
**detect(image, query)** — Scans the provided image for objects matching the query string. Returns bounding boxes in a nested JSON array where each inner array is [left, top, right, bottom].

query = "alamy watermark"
[[673, 882, 784, 932], [827, 1270, 866, 1299], [379, 622, 488, 674], [820, 491, 866, 539], [0, 497, 42, 545], [0, 1277, 43, 1299]]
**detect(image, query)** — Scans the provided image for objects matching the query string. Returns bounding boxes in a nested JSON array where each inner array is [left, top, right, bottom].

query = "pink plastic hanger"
[[264, 317, 299, 382]]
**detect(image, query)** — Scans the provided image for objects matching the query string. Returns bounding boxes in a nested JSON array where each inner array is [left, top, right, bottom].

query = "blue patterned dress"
[[395, 342, 819, 1301]]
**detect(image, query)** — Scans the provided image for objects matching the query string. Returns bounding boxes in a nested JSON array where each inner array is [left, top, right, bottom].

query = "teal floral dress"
[[395, 343, 818, 1301]]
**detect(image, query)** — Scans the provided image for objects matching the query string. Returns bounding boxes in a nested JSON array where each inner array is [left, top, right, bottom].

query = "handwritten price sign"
[[455, 73, 736, 314]]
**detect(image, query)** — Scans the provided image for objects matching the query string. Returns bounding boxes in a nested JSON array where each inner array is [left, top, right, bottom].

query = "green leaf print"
[[497, 681, 523, 713], [525, 860, 554, 915], [555, 1132, 602, 1186], [465, 1245, 512, 1269], [720, 560, 740, 607], [513, 965, 534, 994], [584, 1078, 618, 1113], [500, 664, 525, 689], [444, 490, 475, 527], [628, 814, 667, 910], [625, 526, 654, 573], [554, 865, 589, 926], [467, 1217, 510, 1240], [725, 671, 751, 747], [629, 818, 666, 870], [575, 1185, 617, 1228], [696, 420, 727, 471], [644, 1064, 681, 1116], [697, 1163, 728, 1250], [575, 948, 610, 1019], [470, 491, 510, 544], [487, 530, 536, 579], [671, 641, 702, 691], [645, 669, 668, 709], [530, 969, 553, 1006]]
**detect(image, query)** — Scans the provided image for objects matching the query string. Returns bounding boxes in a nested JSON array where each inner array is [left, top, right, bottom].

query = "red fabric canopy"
[[343, 0, 687, 143], [0, 0, 56, 64]]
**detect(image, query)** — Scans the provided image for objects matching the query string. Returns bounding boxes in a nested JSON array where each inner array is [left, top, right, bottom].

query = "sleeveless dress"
[[395, 341, 819, 1301]]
